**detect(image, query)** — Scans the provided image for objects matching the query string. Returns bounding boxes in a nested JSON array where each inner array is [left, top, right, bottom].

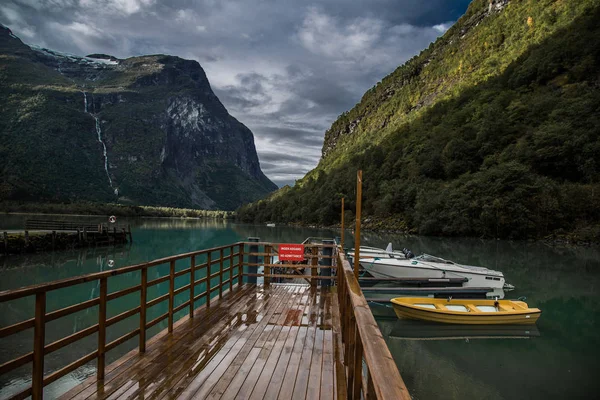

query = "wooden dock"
[[1, 219, 132, 255], [62, 284, 336, 399], [0, 240, 410, 400]]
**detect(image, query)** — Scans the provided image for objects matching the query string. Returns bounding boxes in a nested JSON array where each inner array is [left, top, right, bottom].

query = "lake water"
[[0, 215, 598, 399]]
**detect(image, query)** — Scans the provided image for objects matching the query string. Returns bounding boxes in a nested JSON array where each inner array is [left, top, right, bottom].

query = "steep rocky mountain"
[[239, 0, 600, 240], [0, 26, 277, 210]]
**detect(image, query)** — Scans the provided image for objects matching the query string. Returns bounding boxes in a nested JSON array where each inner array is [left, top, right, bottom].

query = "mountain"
[[238, 0, 600, 240], [0, 25, 277, 210]]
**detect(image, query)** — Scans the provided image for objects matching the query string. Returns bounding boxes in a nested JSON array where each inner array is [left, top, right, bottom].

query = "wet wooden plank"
[[248, 287, 310, 400], [261, 288, 313, 399], [61, 285, 252, 400], [151, 286, 284, 400], [230, 288, 301, 400], [320, 290, 335, 400], [207, 286, 308, 399], [290, 287, 321, 400], [189, 286, 301, 399]]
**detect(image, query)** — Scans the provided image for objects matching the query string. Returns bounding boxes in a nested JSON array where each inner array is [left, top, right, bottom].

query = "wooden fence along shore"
[[0, 239, 409, 400], [1, 219, 132, 255]]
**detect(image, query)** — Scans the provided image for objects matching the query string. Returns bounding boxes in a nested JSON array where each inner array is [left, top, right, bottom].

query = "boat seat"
[[434, 304, 448, 310], [466, 304, 479, 313], [498, 305, 512, 312]]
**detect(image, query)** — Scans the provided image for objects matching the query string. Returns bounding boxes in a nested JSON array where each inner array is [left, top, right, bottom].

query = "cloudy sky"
[[1, 0, 471, 186]]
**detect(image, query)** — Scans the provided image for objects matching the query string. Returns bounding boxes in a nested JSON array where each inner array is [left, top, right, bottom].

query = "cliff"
[[0, 26, 277, 210]]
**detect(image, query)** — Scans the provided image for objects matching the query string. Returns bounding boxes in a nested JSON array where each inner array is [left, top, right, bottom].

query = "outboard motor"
[[402, 248, 415, 259]]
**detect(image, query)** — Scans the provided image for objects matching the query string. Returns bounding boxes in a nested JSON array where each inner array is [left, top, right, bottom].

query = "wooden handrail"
[[0, 243, 243, 301], [0, 242, 243, 400], [336, 250, 410, 400]]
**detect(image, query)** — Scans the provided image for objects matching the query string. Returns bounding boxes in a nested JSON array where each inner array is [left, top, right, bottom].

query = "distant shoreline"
[[0, 201, 234, 220]]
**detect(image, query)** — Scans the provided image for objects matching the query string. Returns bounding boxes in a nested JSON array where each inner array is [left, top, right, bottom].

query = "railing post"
[[353, 333, 363, 399], [346, 318, 356, 398], [248, 237, 259, 284], [311, 246, 318, 287], [264, 245, 271, 287], [219, 248, 224, 299], [321, 240, 333, 287], [206, 252, 211, 308], [140, 268, 147, 352], [98, 277, 107, 380], [238, 244, 244, 286], [32, 292, 46, 400], [229, 246, 234, 292], [190, 255, 196, 317], [169, 261, 175, 333]]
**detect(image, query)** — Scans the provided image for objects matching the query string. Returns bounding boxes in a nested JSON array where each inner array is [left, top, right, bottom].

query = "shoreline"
[[282, 221, 599, 247]]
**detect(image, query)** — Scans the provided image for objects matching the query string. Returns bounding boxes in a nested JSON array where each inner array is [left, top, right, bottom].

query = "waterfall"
[[83, 91, 113, 188]]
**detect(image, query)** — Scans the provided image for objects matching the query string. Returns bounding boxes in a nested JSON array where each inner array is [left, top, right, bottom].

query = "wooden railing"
[[336, 250, 410, 400], [0, 243, 243, 400]]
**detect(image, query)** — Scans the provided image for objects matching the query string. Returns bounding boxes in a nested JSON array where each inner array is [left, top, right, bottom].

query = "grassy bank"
[[0, 201, 234, 219]]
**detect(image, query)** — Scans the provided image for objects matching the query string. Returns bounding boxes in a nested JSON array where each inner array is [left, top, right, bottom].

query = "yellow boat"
[[390, 297, 541, 325]]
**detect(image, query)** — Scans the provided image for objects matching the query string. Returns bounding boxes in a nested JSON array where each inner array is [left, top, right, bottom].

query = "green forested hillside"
[[238, 0, 600, 240]]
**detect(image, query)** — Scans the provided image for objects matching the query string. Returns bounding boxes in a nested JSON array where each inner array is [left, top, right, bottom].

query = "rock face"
[[0, 26, 277, 210]]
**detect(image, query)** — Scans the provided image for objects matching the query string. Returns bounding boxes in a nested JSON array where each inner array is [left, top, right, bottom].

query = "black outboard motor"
[[402, 248, 415, 259]]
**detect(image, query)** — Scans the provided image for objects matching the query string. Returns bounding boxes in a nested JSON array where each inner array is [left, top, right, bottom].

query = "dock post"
[[113, 227, 117, 245], [24, 230, 29, 250], [311, 246, 318, 286], [341, 198, 345, 249], [128, 224, 133, 243], [354, 170, 362, 278], [52, 230, 56, 251], [264, 245, 271, 287], [321, 239, 333, 287], [248, 237, 259, 284], [83, 227, 87, 242], [77, 228, 81, 245], [3, 232, 7, 255]]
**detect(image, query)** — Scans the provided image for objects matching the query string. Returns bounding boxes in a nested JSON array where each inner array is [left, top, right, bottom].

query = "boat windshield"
[[417, 254, 455, 264]]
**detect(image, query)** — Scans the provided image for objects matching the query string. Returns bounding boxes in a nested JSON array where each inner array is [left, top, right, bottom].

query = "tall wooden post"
[[354, 170, 362, 278], [341, 198, 345, 249]]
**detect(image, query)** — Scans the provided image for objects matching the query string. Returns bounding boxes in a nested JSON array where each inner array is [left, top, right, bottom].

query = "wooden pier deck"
[[0, 240, 409, 400], [60, 284, 338, 400]]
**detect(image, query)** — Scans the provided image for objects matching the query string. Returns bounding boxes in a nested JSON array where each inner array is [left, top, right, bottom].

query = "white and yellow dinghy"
[[390, 297, 541, 325]]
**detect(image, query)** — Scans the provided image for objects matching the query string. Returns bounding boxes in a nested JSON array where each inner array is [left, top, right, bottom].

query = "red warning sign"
[[279, 244, 305, 261]]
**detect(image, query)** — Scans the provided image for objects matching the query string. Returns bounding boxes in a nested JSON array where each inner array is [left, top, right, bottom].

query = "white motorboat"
[[359, 254, 510, 298]]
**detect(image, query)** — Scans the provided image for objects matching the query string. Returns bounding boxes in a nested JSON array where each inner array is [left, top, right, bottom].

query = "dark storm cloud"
[[1, 0, 469, 184]]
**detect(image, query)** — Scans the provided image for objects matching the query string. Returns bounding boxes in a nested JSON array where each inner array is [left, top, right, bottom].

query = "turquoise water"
[[0, 216, 598, 399]]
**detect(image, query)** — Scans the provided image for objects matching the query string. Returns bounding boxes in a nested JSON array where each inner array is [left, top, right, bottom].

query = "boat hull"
[[361, 259, 505, 291], [391, 298, 541, 325]]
